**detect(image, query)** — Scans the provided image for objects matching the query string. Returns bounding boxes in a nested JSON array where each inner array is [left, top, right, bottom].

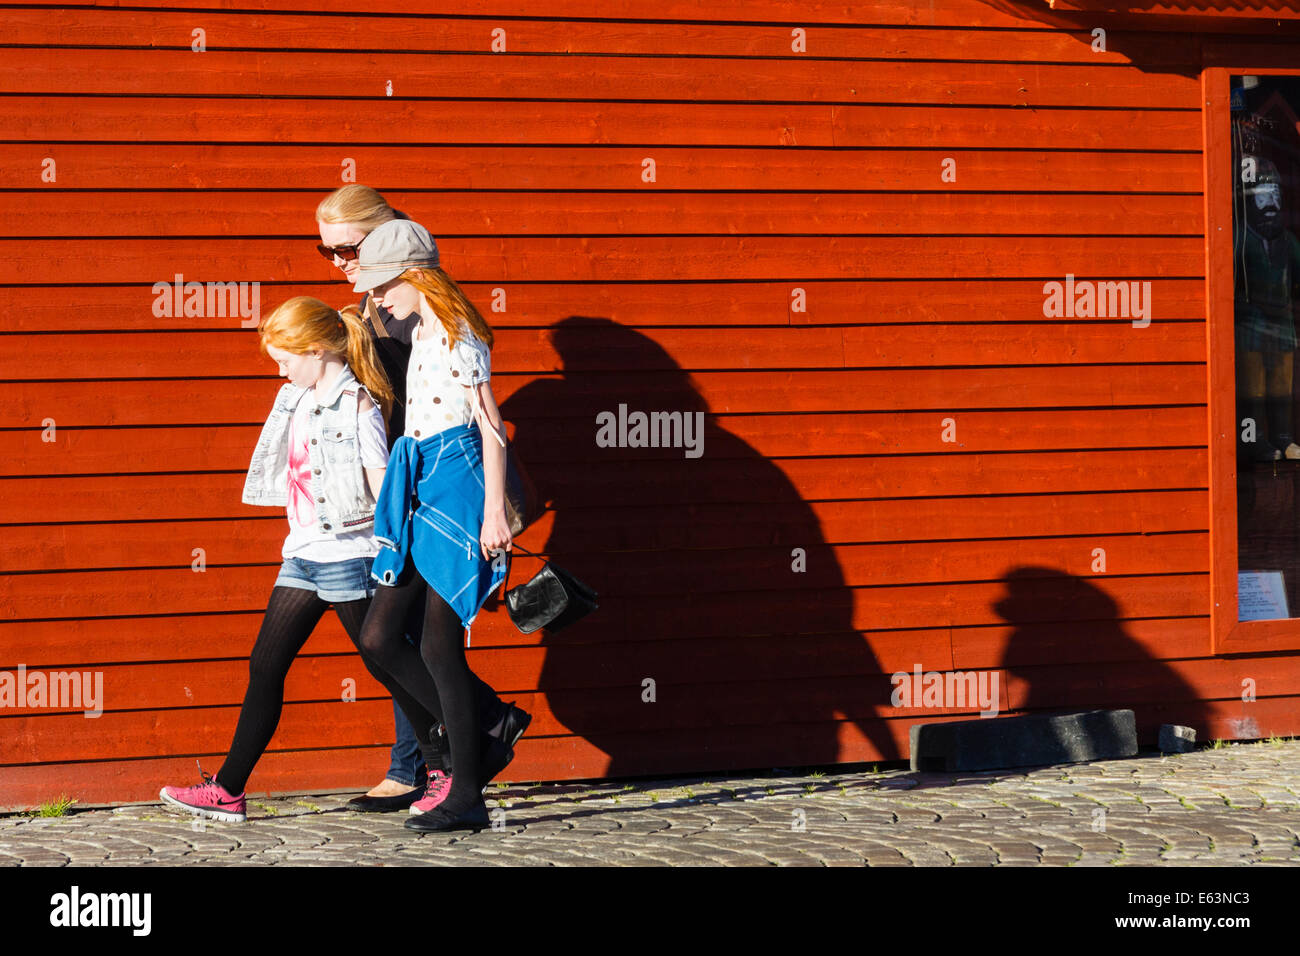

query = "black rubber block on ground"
[[909, 709, 1138, 772]]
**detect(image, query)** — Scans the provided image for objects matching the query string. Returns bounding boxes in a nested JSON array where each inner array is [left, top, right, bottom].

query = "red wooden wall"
[[4, 0, 1300, 809]]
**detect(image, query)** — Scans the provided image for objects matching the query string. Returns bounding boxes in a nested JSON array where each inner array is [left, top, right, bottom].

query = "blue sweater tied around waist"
[[372, 424, 507, 637]]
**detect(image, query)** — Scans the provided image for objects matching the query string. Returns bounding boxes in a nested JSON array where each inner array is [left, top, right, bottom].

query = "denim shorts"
[[274, 555, 376, 602]]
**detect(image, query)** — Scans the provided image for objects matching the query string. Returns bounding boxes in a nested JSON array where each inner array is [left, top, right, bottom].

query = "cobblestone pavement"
[[4, 741, 1300, 866]]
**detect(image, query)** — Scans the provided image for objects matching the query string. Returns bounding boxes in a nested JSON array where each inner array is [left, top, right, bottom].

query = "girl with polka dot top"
[[351, 219, 515, 833]]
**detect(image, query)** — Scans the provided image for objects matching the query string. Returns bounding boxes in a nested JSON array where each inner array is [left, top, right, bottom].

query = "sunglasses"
[[316, 235, 367, 262]]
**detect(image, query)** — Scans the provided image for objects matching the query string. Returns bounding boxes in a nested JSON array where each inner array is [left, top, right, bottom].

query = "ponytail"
[[338, 303, 395, 425], [258, 296, 396, 426]]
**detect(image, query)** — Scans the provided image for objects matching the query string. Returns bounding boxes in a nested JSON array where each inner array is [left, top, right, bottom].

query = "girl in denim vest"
[[160, 296, 420, 822]]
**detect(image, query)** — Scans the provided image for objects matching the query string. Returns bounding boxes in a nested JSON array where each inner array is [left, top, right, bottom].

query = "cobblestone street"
[[4, 740, 1300, 866]]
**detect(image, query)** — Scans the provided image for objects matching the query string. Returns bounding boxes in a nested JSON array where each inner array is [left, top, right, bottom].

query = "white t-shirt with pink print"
[[281, 388, 390, 562]]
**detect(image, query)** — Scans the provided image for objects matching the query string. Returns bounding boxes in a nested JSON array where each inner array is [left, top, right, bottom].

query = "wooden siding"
[[2, 0, 1299, 809]]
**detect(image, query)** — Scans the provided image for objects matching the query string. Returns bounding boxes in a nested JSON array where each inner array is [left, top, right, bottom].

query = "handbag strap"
[[496, 542, 542, 598], [363, 296, 390, 339]]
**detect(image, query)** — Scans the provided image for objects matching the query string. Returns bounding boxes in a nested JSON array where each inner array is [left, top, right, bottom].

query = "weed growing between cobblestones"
[[30, 795, 77, 817], [1212, 739, 1227, 749], [253, 802, 278, 817], [294, 801, 322, 813]]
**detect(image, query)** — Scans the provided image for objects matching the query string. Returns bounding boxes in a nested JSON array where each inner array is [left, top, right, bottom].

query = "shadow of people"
[[498, 317, 900, 776], [993, 566, 1214, 746]]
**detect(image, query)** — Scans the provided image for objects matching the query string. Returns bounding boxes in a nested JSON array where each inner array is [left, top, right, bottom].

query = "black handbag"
[[503, 545, 599, 634]]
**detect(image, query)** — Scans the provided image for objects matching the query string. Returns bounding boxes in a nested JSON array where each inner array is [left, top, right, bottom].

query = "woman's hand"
[[480, 506, 512, 562]]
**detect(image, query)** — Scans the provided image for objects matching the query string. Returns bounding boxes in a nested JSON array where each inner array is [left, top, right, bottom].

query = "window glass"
[[1232, 75, 1300, 621]]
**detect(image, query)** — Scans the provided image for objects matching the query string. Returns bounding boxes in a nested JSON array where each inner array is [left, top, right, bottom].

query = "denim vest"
[[241, 365, 379, 534]]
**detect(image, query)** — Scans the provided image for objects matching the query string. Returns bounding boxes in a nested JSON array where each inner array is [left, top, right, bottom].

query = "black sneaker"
[[404, 798, 490, 833]]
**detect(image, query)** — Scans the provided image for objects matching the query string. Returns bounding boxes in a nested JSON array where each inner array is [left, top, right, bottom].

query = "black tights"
[[356, 566, 491, 812], [216, 586, 392, 795], [215, 580, 503, 800]]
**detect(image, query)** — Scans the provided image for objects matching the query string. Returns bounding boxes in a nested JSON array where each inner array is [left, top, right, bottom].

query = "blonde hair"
[[258, 296, 395, 425], [315, 184, 400, 232], [396, 266, 494, 351]]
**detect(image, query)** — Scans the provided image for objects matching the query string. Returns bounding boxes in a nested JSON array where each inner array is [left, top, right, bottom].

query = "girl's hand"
[[480, 506, 512, 562]]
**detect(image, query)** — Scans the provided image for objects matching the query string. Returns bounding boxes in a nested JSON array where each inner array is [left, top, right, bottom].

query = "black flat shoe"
[[478, 733, 515, 789], [500, 702, 532, 749], [404, 799, 490, 833], [346, 786, 424, 813]]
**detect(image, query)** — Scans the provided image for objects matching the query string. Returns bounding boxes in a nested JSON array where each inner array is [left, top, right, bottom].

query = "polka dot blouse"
[[404, 316, 491, 440]]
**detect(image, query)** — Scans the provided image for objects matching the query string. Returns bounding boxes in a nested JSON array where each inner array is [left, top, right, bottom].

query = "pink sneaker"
[[160, 769, 247, 823], [409, 770, 453, 815]]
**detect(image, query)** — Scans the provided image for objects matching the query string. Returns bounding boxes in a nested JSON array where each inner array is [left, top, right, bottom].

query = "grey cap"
[[352, 219, 440, 292]]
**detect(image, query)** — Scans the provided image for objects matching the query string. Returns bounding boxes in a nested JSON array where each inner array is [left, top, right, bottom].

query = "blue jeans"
[[274, 555, 376, 602], [387, 699, 426, 788]]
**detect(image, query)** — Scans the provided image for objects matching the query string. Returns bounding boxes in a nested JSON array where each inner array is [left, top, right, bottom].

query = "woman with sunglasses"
[[316, 186, 529, 813]]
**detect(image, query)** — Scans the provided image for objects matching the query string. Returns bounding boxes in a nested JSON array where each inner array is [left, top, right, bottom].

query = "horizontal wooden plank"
[[1, 365, 1209, 437], [3, 190, 1205, 238], [1004, 654, 1300, 709], [0, 147, 1207, 196], [0, 98, 1204, 150], [12, 0, 1294, 34], [0, 0, 1162, 33], [4, 235, 1208, 286], [0, 51, 1202, 108], [0, 606, 1212, 675], [0, 279, 1209, 333], [2, 326, 843, 378], [0, 666, 957, 737], [0, 561, 1208, 633], [0, 488, 1210, 577], [6, 677, 924, 765], [0, 10, 1202, 65], [2, 407, 1210, 479], [0, 630, 955, 709], [955, 615, 1210, 667], [0, 445, 1210, 527], [0, 322, 1203, 384], [0, 533, 1209, 621], [614, 575, 1209, 637]]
